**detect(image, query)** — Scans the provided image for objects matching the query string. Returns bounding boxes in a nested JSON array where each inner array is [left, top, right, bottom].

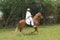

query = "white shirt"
[[26, 11, 34, 25], [26, 11, 32, 19]]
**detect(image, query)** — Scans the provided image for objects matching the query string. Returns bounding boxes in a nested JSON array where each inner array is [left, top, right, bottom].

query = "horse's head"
[[33, 12, 43, 26], [33, 12, 43, 22], [36, 12, 43, 19]]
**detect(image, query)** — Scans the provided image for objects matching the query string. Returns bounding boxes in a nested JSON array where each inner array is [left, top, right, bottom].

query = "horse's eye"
[[38, 15, 39, 16]]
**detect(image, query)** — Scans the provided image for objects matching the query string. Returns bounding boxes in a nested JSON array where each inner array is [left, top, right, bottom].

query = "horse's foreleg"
[[31, 26, 38, 34], [34, 27, 38, 32], [31, 27, 38, 34], [33, 25, 38, 33]]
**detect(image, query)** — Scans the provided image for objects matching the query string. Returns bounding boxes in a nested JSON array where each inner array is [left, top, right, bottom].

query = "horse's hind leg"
[[15, 26, 18, 32], [20, 26, 23, 32], [19, 24, 25, 32], [15, 23, 19, 32]]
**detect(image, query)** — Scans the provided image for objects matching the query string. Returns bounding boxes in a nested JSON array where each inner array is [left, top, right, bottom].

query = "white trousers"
[[26, 17, 34, 26]]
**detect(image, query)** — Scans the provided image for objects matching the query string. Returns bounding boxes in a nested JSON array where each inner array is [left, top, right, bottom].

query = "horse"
[[15, 12, 43, 33]]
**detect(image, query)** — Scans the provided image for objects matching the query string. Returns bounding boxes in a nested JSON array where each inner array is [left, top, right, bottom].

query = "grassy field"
[[0, 24, 60, 40]]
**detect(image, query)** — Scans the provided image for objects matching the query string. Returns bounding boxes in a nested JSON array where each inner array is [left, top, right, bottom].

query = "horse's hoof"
[[20, 32, 24, 35], [31, 31, 38, 34], [31, 31, 34, 33], [35, 32, 38, 34], [31, 32, 37, 34]]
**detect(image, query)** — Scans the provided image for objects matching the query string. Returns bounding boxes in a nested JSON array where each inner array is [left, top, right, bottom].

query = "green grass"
[[0, 24, 60, 40]]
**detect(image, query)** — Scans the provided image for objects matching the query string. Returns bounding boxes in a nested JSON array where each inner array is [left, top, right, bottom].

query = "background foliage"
[[0, 0, 60, 27]]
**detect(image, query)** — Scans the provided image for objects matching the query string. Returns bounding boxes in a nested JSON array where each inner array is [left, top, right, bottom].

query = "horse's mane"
[[20, 12, 42, 21], [33, 12, 41, 17]]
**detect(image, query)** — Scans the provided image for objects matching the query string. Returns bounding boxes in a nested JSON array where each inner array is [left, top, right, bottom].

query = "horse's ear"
[[37, 12, 41, 15]]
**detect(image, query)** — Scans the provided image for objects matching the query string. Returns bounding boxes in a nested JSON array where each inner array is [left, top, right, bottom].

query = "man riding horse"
[[26, 8, 36, 28], [15, 8, 43, 33]]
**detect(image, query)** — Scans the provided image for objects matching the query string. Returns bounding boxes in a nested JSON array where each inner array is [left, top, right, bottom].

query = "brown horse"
[[15, 12, 43, 33]]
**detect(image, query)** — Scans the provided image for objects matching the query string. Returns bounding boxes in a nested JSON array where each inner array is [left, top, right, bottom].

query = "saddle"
[[26, 22, 32, 27]]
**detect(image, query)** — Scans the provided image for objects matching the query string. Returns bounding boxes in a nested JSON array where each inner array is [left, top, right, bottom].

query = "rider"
[[25, 8, 36, 27]]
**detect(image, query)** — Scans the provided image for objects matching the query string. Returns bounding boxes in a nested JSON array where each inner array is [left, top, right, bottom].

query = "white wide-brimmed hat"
[[27, 8, 30, 10]]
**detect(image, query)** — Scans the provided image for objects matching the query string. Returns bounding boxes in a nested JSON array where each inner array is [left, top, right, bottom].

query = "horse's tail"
[[15, 22, 19, 32]]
